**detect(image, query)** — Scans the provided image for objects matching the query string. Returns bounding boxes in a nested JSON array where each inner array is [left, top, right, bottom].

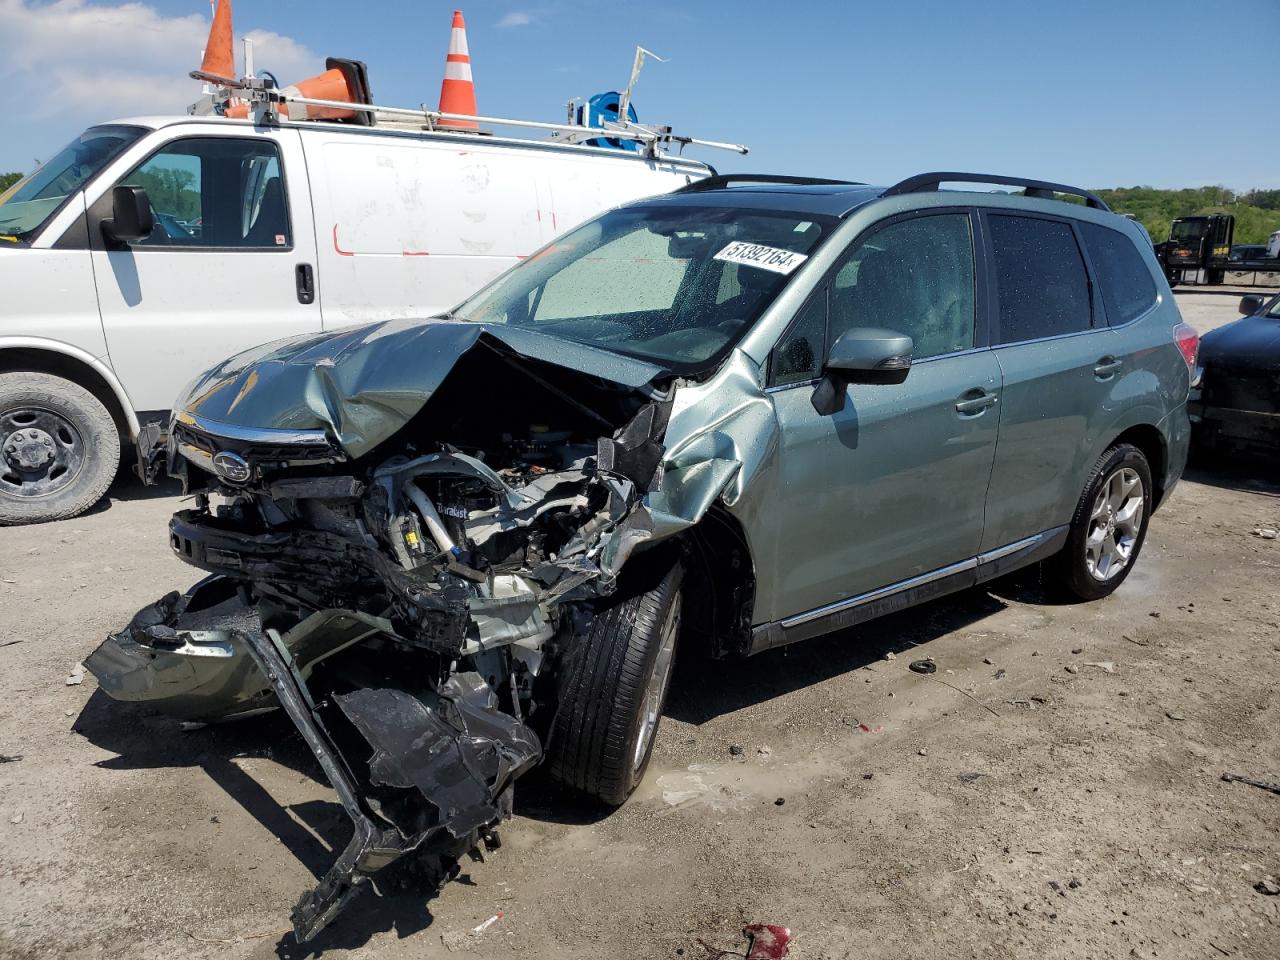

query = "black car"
[[1189, 293, 1280, 453]]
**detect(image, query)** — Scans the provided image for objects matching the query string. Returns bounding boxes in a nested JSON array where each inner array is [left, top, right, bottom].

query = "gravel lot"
[[2, 291, 1278, 960]]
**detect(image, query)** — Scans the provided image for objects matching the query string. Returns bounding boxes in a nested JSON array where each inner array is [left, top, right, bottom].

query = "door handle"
[[955, 390, 998, 415], [1094, 356, 1123, 378], [295, 263, 315, 305]]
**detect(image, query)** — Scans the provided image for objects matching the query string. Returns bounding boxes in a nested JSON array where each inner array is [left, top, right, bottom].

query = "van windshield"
[[457, 205, 833, 371], [0, 125, 145, 244]]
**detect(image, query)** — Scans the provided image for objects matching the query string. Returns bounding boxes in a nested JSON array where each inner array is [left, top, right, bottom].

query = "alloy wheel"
[[1084, 466, 1144, 582]]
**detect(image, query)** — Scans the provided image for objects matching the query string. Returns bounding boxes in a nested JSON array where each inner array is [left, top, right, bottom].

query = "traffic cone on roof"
[[437, 9, 478, 129], [192, 0, 236, 85]]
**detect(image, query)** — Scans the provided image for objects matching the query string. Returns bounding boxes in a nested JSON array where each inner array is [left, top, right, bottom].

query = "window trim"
[[87, 135, 294, 253], [765, 206, 985, 388], [979, 208, 1098, 347]]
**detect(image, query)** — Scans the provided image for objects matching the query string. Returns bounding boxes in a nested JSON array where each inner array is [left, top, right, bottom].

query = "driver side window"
[[119, 137, 291, 249], [829, 213, 976, 359]]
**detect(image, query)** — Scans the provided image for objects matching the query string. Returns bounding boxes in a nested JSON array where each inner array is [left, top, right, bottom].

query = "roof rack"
[[675, 174, 860, 194], [882, 172, 1111, 211], [198, 73, 749, 160]]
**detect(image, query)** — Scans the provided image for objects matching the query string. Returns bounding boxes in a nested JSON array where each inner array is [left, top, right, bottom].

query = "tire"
[[545, 559, 683, 806], [0, 372, 121, 525], [1050, 443, 1152, 601]]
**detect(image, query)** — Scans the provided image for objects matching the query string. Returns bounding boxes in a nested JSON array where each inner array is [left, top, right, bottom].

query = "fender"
[[0, 336, 141, 439]]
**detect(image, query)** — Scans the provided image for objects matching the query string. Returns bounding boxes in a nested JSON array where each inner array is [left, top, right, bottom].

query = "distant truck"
[[1156, 213, 1280, 287]]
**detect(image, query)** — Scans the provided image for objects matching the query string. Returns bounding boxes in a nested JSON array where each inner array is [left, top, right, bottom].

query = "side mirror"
[[101, 185, 154, 246], [810, 327, 913, 416], [1239, 293, 1265, 316]]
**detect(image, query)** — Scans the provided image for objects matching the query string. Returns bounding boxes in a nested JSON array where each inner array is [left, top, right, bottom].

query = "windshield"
[[1169, 219, 1209, 241], [458, 205, 832, 371], [0, 125, 145, 244], [1268, 296, 1280, 319]]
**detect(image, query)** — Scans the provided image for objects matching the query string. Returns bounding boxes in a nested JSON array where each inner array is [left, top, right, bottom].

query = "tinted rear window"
[[989, 214, 1091, 344], [1080, 222, 1158, 325]]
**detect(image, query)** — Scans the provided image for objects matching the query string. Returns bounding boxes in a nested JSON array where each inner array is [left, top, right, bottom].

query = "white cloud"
[[0, 0, 319, 121], [497, 11, 533, 28]]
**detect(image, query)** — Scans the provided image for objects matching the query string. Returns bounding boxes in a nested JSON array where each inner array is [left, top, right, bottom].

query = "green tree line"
[[0, 172, 22, 194], [1092, 186, 1280, 244]]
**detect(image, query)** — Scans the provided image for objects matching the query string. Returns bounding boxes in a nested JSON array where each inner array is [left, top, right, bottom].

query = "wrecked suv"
[[87, 172, 1195, 939]]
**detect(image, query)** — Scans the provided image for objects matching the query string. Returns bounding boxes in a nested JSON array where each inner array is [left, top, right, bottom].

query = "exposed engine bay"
[[87, 334, 681, 941]]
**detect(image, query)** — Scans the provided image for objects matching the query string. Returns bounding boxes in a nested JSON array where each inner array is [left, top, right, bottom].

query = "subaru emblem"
[[211, 451, 252, 484]]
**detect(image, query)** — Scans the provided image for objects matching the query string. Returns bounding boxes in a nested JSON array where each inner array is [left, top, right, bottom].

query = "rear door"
[[979, 211, 1122, 551], [768, 210, 1002, 618], [89, 128, 320, 412]]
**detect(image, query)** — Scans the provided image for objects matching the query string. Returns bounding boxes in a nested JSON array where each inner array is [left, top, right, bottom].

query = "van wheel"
[[0, 372, 120, 525], [545, 560, 683, 806], [1051, 443, 1152, 601]]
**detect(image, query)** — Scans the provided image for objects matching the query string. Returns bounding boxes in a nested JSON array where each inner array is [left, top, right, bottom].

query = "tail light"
[[1173, 322, 1199, 372]]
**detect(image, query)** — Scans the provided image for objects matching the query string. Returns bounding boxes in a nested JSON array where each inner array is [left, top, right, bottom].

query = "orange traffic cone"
[[191, 0, 236, 85], [437, 9, 478, 129]]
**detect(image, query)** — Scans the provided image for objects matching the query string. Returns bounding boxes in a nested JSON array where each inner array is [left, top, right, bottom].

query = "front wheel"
[[545, 560, 683, 806], [0, 372, 121, 525], [1050, 443, 1152, 601]]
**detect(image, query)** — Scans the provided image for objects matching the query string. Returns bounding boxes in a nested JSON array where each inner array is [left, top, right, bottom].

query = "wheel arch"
[[0, 339, 139, 440], [1106, 422, 1168, 506], [675, 503, 757, 658]]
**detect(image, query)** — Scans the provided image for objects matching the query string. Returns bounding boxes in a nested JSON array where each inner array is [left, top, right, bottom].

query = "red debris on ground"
[[744, 923, 792, 959], [857, 723, 884, 734]]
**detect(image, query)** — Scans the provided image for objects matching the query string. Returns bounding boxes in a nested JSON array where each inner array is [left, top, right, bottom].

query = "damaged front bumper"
[[86, 576, 540, 941]]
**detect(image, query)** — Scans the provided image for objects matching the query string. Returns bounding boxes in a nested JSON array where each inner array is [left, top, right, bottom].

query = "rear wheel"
[[1051, 443, 1152, 600], [0, 372, 120, 525], [545, 560, 683, 806]]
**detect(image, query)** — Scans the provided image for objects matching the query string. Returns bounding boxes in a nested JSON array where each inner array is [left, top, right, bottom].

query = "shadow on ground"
[[665, 585, 1014, 726], [1184, 455, 1280, 499], [83, 472, 186, 517]]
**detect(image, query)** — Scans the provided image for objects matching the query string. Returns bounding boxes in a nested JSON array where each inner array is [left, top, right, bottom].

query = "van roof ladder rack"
[[882, 172, 1111, 211], [208, 76, 749, 160], [675, 174, 860, 193]]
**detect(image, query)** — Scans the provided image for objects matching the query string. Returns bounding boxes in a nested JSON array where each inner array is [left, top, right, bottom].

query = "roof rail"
[[882, 172, 1111, 211], [675, 174, 859, 194]]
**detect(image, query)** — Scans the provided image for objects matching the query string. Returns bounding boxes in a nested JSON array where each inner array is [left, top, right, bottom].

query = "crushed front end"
[[87, 325, 674, 940]]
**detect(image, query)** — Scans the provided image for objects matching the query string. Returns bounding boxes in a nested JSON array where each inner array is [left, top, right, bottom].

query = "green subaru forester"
[[88, 171, 1197, 939]]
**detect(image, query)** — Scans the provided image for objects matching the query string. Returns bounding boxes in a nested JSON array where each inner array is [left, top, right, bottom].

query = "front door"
[[767, 210, 1002, 621], [89, 128, 320, 412]]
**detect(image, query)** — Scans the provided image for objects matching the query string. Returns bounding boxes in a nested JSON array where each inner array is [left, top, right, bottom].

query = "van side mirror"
[[101, 186, 154, 246], [1239, 293, 1265, 316], [810, 327, 913, 415]]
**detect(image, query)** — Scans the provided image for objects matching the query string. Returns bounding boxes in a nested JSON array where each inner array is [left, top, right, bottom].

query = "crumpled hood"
[[1200, 315, 1280, 371], [177, 317, 668, 458]]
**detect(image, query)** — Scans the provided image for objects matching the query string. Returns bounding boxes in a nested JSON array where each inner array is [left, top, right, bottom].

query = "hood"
[[177, 317, 668, 458], [1200, 315, 1280, 371]]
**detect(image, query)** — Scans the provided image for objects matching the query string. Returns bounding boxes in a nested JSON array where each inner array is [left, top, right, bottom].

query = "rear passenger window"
[[1079, 222, 1158, 325], [989, 215, 1091, 343]]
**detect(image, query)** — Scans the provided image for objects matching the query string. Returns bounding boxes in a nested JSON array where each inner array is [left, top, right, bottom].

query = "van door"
[[304, 133, 546, 328], [978, 211, 1121, 551], [88, 128, 320, 412]]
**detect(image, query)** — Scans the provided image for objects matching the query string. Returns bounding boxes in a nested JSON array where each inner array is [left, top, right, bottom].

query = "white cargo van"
[[0, 116, 712, 523]]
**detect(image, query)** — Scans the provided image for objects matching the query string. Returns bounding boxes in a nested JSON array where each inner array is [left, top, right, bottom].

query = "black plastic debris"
[[1222, 772, 1280, 797], [909, 659, 937, 675]]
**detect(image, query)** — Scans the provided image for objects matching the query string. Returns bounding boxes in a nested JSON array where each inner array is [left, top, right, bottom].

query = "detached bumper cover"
[[85, 578, 542, 942]]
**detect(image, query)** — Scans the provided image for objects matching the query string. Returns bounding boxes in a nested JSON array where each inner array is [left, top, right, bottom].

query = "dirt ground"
[[2, 291, 1278, 960]]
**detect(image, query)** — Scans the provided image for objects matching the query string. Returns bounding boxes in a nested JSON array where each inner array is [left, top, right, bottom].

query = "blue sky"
[[2, 0, 1277, 190]]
